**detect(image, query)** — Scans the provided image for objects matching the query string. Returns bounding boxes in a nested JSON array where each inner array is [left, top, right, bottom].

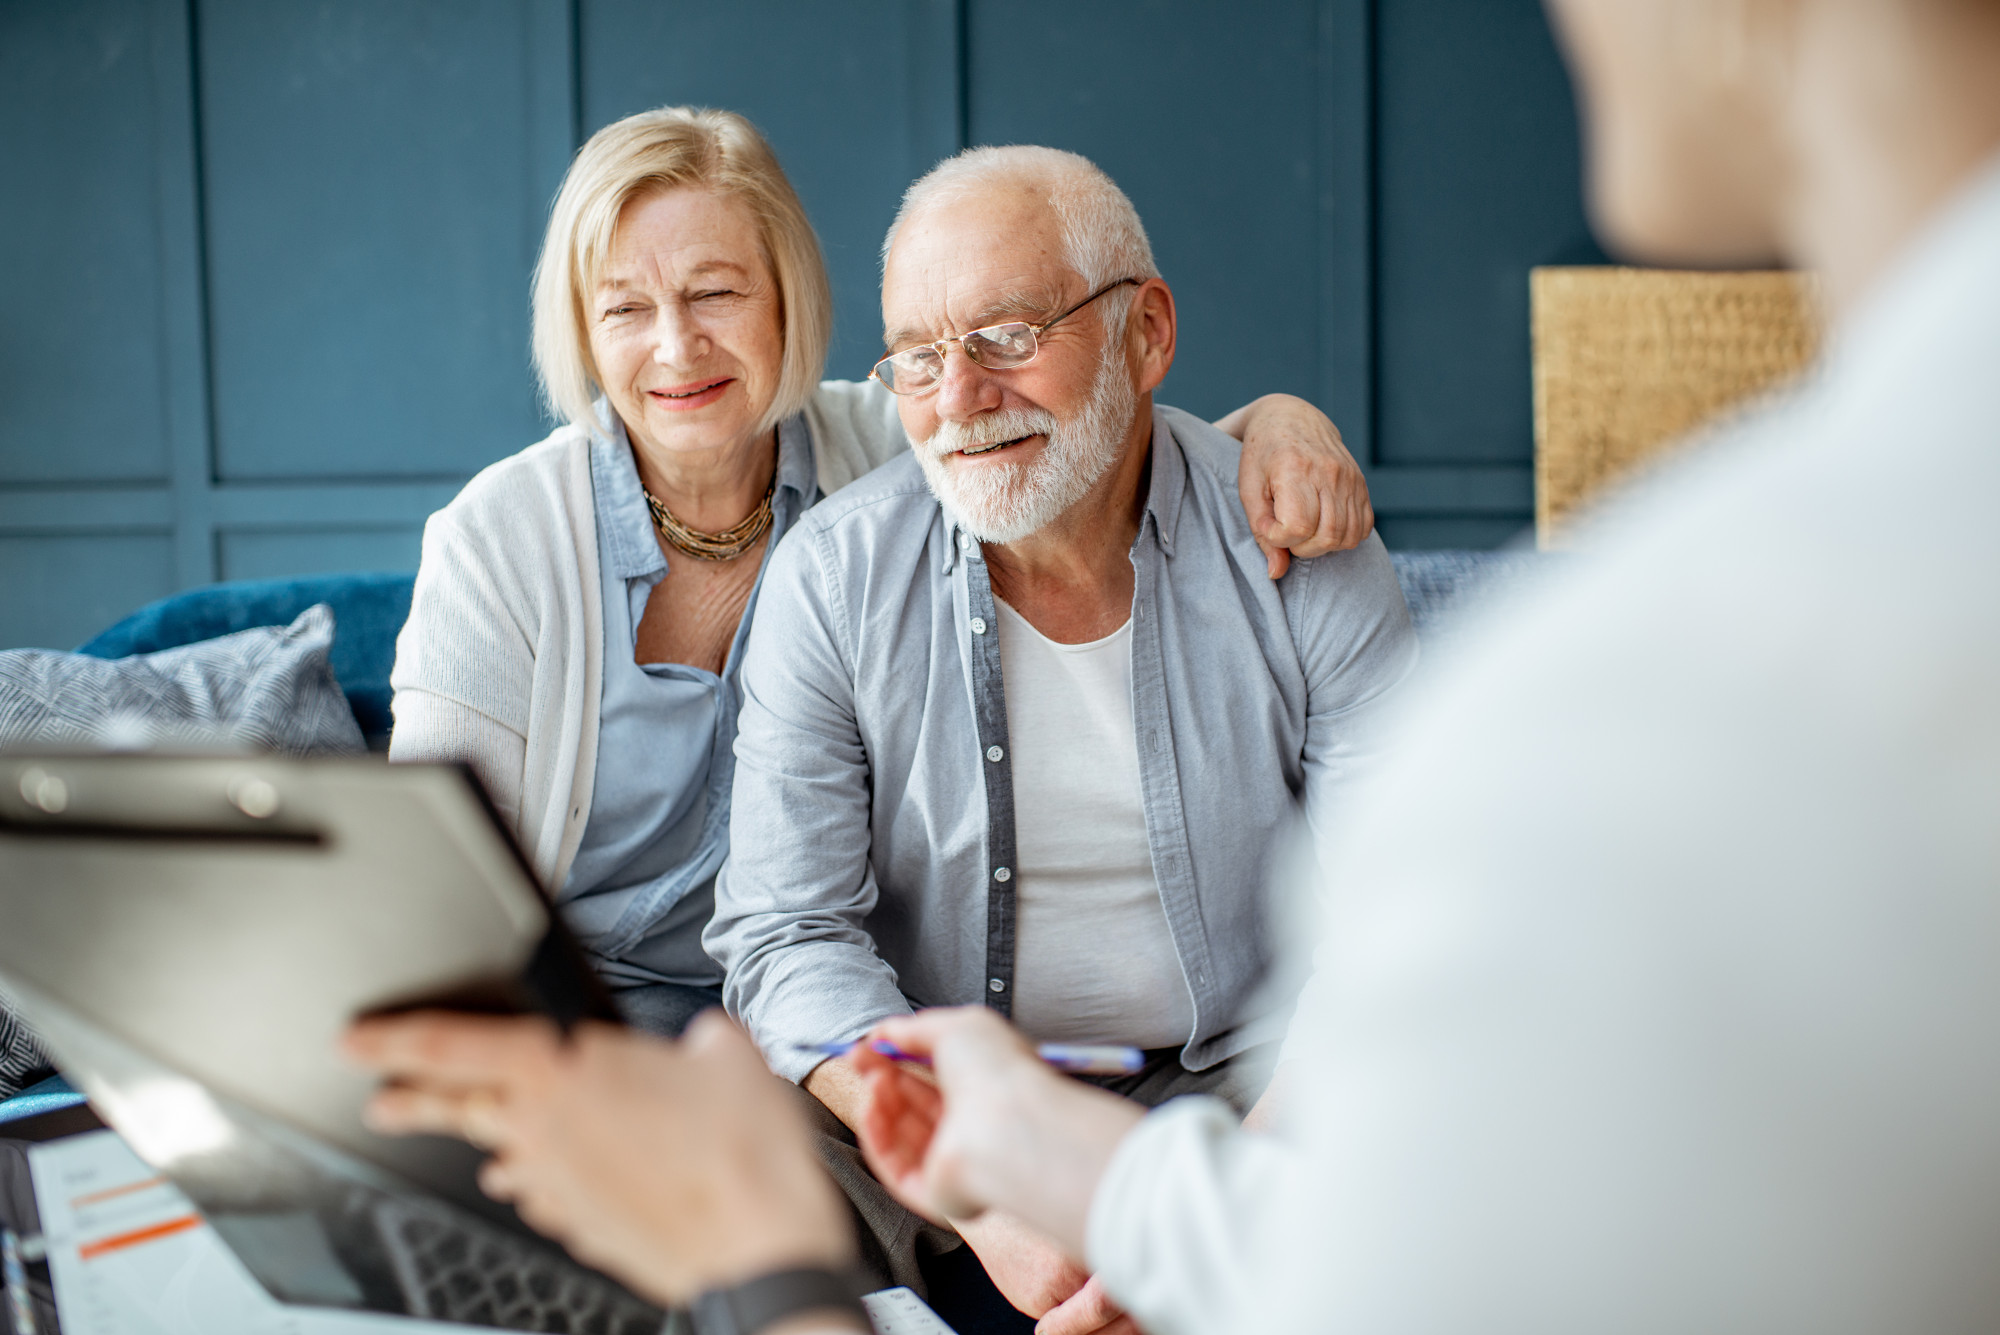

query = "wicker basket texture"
[[1532, 267, 1820, 548]]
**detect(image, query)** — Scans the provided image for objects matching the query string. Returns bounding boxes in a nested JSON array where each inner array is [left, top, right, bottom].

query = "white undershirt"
[[994, 598, 1195, 1048]]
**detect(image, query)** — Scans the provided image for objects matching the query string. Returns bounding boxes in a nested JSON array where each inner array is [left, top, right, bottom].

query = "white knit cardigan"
[[387, 381, 907, 892]]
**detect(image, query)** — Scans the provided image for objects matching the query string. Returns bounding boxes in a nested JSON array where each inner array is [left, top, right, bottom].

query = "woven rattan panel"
[[1531, 267, 1820, 547]]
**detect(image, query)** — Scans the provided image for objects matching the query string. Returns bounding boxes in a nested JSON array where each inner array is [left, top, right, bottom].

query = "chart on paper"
[[27, 1131, 460, 1335], [29, 1130, 961, 1335]]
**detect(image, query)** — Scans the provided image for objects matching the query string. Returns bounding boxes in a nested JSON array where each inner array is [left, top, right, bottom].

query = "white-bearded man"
[[701, 146, 1417, 1331]]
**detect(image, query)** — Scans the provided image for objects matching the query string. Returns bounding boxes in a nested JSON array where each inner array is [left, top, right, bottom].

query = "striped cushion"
[[0, 604, 363, 757], [0, 604, 364, 1096]]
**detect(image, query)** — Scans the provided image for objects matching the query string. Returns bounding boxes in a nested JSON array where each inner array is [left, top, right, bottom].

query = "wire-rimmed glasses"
[[869, 277, 1144, 395]]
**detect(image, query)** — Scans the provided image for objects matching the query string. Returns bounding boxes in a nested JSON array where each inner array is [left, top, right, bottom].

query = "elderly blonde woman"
[[388, 106, 1374, 1039]]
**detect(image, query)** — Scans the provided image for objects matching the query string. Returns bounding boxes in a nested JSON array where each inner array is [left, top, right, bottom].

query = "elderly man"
[[700, 146, 1416, 1324]]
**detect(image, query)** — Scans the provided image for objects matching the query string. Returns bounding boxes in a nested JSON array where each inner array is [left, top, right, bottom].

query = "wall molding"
[[0, 480, 464, 533], [2, 0, 1557, 650], [151, 0, 218, 586], [1318, 0, 1375, 467], [1365, 466, 1532, 513]]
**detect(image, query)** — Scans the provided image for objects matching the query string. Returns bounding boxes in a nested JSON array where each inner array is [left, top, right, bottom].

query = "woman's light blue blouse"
[[557, 413, 819, 989]]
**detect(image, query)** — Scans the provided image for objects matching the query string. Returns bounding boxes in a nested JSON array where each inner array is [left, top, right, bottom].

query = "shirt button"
[[993, 866, 1012, 882], [986, 745, 1004, 762], [988, 978, 1007, 993], [970, 617, 987, 634]]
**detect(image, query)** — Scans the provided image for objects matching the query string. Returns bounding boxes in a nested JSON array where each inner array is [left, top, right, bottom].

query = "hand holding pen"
[[796, 1038, 1145, 1076], [842, 1007, 1153, 1245]]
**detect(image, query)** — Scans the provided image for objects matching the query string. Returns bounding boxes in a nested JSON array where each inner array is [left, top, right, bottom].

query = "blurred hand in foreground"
[[342, 1010, 855, 1308], [1222, 394, 1375, 578]]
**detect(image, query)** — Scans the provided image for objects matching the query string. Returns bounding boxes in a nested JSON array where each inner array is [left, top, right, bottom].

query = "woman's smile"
[[648, 377, 735, 411]]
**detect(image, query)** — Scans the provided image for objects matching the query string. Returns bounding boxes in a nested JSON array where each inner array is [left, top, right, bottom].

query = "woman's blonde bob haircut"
[[531, 106, 832, 440]]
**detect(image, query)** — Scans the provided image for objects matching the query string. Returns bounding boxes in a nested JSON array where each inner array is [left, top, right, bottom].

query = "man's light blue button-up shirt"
[[707, 406, 1419, 1082]]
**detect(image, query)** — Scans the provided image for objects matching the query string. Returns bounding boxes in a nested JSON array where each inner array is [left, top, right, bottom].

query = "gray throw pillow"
[[0, 604, 364, 1097], [0, 1003, 46, 1106], [0, 603, 364, 757]]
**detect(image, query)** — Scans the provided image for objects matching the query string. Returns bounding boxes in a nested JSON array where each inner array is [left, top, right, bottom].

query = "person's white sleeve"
[[1086, 1098, 1298, 1335], [387, 507, 536, 849], [387, 688, 525, 839], [803, 379, 908, 496]]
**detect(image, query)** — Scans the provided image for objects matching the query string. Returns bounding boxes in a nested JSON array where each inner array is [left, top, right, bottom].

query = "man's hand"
[[802, 1048, 875, 1135], [1217, 393, 1375, 578], [1039, 1275, 1141, 1335], [955, 1211, 1137, 1335], [342, 1010, 856, 1309]]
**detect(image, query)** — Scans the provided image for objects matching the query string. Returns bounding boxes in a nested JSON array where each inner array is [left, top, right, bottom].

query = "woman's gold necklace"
[[641, 476, 775, 561]]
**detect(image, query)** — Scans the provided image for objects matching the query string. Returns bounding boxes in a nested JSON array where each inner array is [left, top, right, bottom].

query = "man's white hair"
[[882, 145, 1160, 329]]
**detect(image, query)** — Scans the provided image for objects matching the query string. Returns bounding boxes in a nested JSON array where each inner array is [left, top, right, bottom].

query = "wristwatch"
[[689, 1266, 870, 1335]]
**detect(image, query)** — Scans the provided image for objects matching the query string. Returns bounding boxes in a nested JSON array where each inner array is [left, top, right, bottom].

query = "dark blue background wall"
[[0, 0, 1605, 650]]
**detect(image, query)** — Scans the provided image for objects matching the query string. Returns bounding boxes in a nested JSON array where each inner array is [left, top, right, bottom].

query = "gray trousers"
[[803, 1042, 1279, 1296]]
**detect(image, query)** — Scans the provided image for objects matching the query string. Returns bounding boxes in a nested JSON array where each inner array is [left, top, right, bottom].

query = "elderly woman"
[[388, 106, 1374, 1038]]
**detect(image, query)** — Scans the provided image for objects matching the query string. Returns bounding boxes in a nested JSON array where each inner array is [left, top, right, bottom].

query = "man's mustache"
[[921, 408, 1061, 458]]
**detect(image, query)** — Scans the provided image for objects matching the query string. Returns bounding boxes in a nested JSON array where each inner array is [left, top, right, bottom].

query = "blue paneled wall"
[[0, 0, 1603, 650]]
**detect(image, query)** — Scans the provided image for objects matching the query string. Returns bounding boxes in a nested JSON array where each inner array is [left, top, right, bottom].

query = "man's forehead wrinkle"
[[884, 279, 1068, 350], [882, 249, 1075, 347], [881, 191, 1073, 347], [962, 283, 1064, 328]]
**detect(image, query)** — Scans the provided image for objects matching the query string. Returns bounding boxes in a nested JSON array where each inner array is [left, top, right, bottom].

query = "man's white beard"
[[915, 341, 1138, 544]]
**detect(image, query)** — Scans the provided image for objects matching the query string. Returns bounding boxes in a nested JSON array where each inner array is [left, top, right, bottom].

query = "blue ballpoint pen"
[[796, 1039, 1145, 1076]]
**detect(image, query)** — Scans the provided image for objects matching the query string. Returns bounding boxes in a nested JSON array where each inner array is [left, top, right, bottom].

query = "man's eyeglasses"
[[869, 277, 1144, 396]]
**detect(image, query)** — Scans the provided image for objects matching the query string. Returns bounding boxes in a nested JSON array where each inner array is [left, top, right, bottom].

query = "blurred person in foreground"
[[347, 1, 2000, 1332]]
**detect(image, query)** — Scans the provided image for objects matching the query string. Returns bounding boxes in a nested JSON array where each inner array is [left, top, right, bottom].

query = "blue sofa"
[[0, 549, 1545, 1127], [74, 572, 413, 750], [61, 552, 1538, 743]]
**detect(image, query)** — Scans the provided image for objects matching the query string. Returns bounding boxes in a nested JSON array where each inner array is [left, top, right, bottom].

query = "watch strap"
[[690, 1266, 869, 1335]]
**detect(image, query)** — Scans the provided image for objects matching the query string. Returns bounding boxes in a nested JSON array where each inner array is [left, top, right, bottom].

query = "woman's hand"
[[342, 1009, 856, 1309], [1217, 394, 1375, 578], [853, 1008, 1143, 1261]]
